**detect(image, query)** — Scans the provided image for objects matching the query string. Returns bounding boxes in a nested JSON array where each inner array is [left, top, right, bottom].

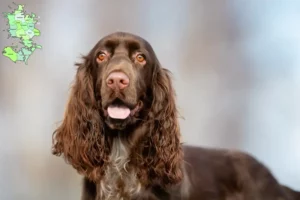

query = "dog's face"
[[91, 33, 156, 130]]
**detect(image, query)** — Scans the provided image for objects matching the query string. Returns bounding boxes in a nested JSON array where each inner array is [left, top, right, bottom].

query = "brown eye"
[[97, 53, 106, 62], [136, 54, 145, 63]]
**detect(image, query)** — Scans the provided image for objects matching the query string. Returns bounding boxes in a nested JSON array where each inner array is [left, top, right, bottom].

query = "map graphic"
[[2, 3, 42, 64]]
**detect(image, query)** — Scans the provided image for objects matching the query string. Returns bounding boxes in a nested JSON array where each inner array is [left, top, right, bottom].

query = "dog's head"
[[52, 32, 183, 185]]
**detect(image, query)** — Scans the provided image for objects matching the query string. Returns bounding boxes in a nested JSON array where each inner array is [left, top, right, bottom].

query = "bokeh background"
[[0, 0, 299, 199]]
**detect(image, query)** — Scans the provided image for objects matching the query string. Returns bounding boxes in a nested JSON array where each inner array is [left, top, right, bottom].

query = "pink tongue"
[[107, 105, 130, 119]]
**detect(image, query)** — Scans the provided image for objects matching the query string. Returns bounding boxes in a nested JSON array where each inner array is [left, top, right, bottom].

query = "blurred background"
[[0, 0, 299, 199]]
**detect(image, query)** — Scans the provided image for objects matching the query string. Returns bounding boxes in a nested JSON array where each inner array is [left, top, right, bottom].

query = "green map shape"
[[2, 4, 42, 64]]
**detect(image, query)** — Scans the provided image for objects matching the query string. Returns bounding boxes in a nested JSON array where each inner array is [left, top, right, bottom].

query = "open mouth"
[[105, 99, 141, 120]]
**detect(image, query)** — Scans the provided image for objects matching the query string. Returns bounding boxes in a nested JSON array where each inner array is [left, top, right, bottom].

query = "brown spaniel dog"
[[52, 32, 300, 200]]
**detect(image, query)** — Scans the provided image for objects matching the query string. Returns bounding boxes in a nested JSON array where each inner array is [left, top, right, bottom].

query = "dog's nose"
[[106, 72, 129, 90]]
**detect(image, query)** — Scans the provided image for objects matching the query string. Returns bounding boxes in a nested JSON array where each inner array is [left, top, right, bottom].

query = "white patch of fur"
[[98, 136, 142, 200], [180, 164, 191, 199]]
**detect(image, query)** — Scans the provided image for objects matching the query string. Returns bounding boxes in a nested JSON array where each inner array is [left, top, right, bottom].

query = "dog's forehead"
[[97, 32, 150, 50]]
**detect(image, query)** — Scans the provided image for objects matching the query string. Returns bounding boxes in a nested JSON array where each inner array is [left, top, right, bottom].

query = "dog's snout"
[[106, 72, 129, 90]]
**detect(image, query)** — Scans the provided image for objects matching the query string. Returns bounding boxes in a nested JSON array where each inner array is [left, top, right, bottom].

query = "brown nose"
[[106, 71, 129, 90]]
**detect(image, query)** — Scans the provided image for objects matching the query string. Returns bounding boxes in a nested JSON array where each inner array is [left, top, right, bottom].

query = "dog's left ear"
[[133, 58, 183, 186], [150, 63, 183, 185]]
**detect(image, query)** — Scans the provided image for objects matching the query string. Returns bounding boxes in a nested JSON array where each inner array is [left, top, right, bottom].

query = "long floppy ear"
[[133, 61, 183, 186], [52, 56, 109, 182]]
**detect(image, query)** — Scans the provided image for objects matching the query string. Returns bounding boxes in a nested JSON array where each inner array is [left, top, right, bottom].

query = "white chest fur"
[[98, 137, 142, 200]]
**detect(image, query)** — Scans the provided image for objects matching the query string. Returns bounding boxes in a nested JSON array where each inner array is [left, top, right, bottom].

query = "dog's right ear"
[[52, 54, 109, 182]]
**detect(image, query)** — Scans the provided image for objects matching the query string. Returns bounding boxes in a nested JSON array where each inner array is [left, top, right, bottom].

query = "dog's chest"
[[98, 137, 142, 200]]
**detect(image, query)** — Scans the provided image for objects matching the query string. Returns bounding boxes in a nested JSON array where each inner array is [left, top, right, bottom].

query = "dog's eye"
[[136, 54, 145, 63], [97, 53, 107, 62]]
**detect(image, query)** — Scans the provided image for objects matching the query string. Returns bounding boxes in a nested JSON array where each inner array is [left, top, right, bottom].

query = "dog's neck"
[[97, 123, 186, 200], [97, 136, 143, 200]]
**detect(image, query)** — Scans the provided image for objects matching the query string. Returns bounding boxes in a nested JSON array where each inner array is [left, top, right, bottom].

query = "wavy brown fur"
[[131, 66, 183, 187]]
